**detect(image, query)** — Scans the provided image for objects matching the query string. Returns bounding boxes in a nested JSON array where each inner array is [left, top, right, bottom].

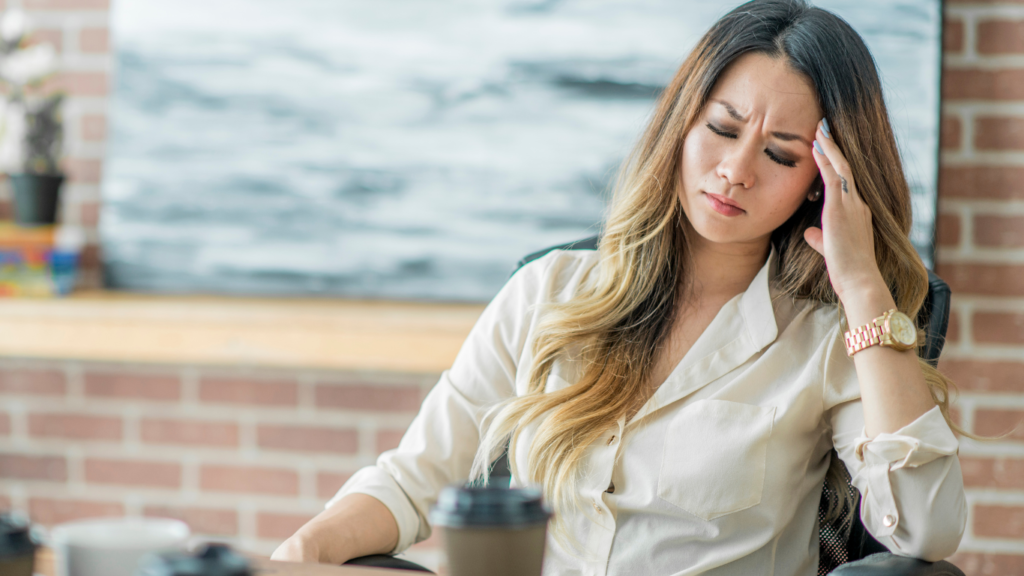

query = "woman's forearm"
[[271, 493, 400, 564], [841, 282, 937, 438]]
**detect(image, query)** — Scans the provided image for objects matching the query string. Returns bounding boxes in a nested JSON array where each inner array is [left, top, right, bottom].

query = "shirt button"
[[882, 514, 896, 527], [607, 435, 616, 445], [593, 502, 603, 513]]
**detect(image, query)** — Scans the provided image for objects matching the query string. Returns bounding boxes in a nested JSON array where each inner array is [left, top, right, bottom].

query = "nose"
[[716, 137, 758, 190]]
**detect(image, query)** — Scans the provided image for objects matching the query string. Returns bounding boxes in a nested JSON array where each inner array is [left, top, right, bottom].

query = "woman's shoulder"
[[508, 247, 601, 305]]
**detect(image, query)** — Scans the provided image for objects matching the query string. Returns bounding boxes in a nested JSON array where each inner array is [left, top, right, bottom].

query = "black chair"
[[346, 236, 964, 575]]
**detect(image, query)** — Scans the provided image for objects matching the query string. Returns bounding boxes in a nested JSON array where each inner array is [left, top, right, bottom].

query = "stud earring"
[[808, 188, 822, 202]]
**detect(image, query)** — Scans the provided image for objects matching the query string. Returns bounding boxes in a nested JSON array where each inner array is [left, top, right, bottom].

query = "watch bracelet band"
[[844, 309, 894, 356]]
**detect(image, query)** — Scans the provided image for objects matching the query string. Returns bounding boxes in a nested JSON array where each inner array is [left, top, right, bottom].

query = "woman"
[[273, 1, 966, 573]]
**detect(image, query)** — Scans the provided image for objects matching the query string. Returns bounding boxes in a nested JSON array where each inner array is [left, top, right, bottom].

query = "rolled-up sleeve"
[[324, 250, 589, 554], [824, 326, 967, 562], [326, 370, 495, 552]]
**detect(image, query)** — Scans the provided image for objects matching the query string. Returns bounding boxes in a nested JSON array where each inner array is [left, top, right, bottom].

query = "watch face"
[[888, 313, 917, 347]]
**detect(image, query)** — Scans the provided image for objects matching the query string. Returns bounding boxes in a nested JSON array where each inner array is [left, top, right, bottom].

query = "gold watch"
[[844, 309, 918, 357]]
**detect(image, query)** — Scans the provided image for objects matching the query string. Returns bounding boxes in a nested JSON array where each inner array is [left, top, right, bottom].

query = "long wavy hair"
[[471, 0, 964, 544]]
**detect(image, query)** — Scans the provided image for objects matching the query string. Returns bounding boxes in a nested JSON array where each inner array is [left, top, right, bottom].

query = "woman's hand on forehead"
[[803, 120, 884, 302]]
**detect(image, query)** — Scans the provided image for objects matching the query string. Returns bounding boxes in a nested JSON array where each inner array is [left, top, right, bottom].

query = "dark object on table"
[[345, 555, 434, 572], [344, 237, 964, 575], [10, 173, 64, 225], [0, 511, 37, 576], [138, 543, 251, 576]]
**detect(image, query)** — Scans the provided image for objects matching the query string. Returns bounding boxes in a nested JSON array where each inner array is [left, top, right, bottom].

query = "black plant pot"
[[9, 173, 64, 226]]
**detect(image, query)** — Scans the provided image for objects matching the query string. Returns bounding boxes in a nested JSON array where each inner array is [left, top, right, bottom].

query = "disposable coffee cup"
[[51, 517, 190, 576], [0, 512, 38, 576], [430, 485, 552, 576]]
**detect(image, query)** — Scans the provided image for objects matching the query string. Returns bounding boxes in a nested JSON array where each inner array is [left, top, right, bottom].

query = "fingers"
[[803, 226, 824, 256], [811, 120, 860, 202]]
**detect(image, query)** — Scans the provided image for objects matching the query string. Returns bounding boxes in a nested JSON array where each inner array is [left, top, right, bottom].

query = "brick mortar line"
[[942, 106, 974, 158], [959, 442, 1024, 458], [239, 503, 256, 541], [1, 399, 22, 442], [944, 55, 1024, 68], [65, 362, 84, 403], [944, 102, 1024, 115], [961, 200, 974, 253], [182, 453, 199, 496], [940, 347, 1024, 362], [0, 441, 372, 467], [6, 482, 327, 509], [946, 4, 1024, 20], [24, 13, 111, 29], [957, 393, 1024, 407], [935, 249, 1024, 263], [298, 460, 316, 501], [57, 53, 112, 69], [954, 539, 1024, 555], [65, 142, 106, 158], [944, 295, 1024, 308], [940, 199, 1024, 214], [60, 97, 108, 113], [939, 152, 1024, 165], [0, 398, 419, 424], [951, 298, 973, 348], [966, 490, 1024, 506]]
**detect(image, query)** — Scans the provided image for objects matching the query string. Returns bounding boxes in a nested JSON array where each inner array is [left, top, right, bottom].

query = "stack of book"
[[0, 224, 83, 297]]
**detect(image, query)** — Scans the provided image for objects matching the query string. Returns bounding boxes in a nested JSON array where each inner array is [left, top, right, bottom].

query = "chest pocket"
[[657, 399, 776, 521]]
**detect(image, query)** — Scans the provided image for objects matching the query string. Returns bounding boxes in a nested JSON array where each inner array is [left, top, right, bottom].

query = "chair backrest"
[[504, 237, 952, 573]]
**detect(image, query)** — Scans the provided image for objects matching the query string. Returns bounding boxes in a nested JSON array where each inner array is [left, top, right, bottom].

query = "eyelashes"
[[704, 123, 798, 168]]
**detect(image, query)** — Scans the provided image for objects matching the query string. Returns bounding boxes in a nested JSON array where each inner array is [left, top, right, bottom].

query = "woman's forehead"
[[708, 53, 821, 127]]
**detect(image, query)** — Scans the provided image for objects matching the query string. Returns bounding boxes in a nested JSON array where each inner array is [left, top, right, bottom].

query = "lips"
[[704, 192, 743, 211]]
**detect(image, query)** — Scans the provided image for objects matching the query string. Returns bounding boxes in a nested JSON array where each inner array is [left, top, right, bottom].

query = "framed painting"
[[103, 0, 942, 301]]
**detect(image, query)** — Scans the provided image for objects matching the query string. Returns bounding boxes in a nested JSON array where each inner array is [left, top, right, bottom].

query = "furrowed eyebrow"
[[771, 131, 810, 146], [712, 99, 811, 146], [713, 99, 746, 122]]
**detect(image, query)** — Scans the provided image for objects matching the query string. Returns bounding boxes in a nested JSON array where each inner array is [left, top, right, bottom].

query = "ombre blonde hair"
[[471, 0, 966, 545]]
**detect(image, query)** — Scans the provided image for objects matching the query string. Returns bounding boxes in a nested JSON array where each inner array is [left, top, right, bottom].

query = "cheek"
[[763, 170, 817, 221], [680, 131, 717, 185]]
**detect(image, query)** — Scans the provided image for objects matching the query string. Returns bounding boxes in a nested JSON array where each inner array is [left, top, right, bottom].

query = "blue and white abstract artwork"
[[103, 0, 942, 301]]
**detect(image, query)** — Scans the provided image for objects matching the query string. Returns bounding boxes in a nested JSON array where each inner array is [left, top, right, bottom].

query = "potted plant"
[[0, 9, 63, 226]]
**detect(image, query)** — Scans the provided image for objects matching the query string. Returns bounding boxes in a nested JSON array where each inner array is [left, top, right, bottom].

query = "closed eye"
[[705, 122, 736, 139], [705, 122, 798, 168], [765, 148, 797, 168]]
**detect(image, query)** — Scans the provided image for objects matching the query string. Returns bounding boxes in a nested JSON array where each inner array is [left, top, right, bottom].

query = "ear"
[[806, 174, 824, 201]]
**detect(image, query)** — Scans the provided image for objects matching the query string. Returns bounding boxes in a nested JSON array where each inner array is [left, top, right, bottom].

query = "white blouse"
[[329, 246, 966, 576]]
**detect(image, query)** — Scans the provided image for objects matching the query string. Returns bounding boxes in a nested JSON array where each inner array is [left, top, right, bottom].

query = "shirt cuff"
[[851, 405, 959, 538], [325, 466, 424, 554]]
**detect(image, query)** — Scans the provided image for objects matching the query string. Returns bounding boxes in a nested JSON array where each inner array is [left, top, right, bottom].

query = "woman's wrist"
[[839, 280, 897, 331]]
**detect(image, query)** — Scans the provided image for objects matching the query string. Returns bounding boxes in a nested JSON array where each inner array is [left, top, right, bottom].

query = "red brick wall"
[[0, 0, 111, 287], [0, 359, 443, 569], [940, 1, 1024, 573]]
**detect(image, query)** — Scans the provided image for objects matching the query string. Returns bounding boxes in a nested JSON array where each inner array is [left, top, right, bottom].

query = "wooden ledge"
[[0, 291, 486, 372]]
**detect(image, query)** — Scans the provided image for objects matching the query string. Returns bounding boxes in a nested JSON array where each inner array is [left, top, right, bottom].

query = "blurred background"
[[0, 0, 1019, 574]]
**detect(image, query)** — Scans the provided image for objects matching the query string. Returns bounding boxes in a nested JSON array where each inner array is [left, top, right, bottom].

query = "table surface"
[[34, 548, 416, 576]]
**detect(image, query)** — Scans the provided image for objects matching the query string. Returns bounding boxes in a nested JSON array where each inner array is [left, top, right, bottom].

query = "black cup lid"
[[137, 543, 251, 576], [430, 485, 551, 529], [0, 512, 36, 557]]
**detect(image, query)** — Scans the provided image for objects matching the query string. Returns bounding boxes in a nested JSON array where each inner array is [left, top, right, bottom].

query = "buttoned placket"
[[583, 418, 624, 576]]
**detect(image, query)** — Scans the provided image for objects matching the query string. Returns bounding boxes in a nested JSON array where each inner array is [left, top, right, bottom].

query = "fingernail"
[[813, 140, 823, 155], [822, 118, 831, 139]]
